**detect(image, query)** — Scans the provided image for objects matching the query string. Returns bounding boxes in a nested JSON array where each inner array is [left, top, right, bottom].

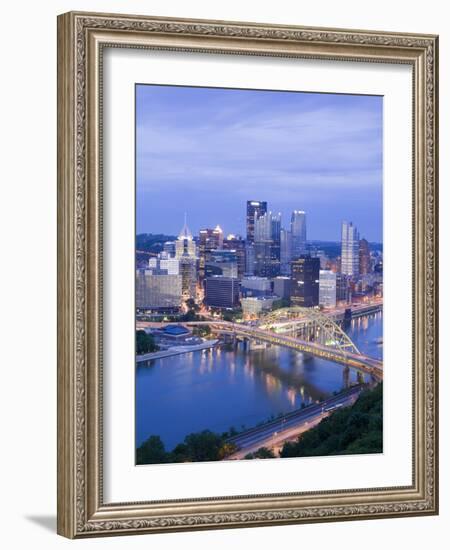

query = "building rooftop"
[[163, 324, 190, 336]]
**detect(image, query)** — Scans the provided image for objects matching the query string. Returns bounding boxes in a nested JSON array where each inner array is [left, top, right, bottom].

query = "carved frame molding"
[[57, 11, 438, 538]]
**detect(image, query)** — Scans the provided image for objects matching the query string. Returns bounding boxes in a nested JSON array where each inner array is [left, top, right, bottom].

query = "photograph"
[[54, 9, 438, 539], [135, 84, 384, 465]]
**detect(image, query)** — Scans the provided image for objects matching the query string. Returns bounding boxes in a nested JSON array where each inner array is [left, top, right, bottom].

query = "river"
[[136, 311, 382, 450]]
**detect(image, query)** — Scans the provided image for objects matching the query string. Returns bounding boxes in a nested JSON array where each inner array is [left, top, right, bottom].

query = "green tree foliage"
[[185, 298, 200, 312], [136, 330, 158, 354], [280, 384, 383, 458], [244, 447, 275, 459], [136, 435, 167, 465], [222, 309, 243, 322], [271, 298, 290, 311], [137, 430, 237, 465], [192, 325, 211, 338], [180, 310, 198, 322], [136, 233, 176, 254]]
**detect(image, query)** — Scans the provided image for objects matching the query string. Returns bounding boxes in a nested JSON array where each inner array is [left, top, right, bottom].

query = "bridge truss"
[[260, 307, 361, 356]]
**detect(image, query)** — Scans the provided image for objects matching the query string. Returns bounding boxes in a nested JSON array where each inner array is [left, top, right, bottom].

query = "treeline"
[[136, 330, 158, 355], [136, 233, 176, 254], [137, 384, 383, 465], [137, 430, 238, 465], [280, 383, 383, 458]]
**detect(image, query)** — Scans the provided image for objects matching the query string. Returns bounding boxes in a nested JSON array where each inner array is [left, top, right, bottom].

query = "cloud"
[[135, 85, 383, 240]]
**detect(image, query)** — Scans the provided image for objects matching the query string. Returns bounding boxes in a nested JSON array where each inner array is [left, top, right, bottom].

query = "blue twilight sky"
[[136, 84, 383, 242]]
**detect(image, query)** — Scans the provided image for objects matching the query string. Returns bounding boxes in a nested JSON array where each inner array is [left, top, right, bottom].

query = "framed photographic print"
[[57, 11, 439, 538]]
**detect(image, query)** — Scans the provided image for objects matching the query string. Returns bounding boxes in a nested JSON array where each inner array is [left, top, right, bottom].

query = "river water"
[[136, 311, 382, 450]]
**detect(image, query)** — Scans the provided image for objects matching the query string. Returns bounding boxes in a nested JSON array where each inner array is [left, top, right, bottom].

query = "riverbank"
[[136, 339, 219, 363], [136, 311, 383, 449]]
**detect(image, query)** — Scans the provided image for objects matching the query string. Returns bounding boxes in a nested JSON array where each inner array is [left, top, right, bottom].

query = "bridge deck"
[[186, 320, 383, 381]]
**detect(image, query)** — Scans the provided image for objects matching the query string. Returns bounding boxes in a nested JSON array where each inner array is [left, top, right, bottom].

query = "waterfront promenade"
[[136, 339, 219, 363]]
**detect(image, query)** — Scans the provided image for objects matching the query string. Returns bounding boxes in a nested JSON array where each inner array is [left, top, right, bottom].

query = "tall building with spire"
[[341, 221, 360, 278], [175, 214, 197, 299], [291, 210, 307, 259]]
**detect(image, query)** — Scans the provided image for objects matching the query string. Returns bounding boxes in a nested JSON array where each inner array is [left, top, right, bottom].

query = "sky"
[[136, 84, 383, 242]]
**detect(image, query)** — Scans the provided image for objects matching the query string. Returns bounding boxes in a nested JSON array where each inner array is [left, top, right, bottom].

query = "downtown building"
[[246, 200, 267, 243], [290, 255, 320, 307], [341, 221, 360, 278], [204, 249, 238, 279], [175, 217, 197, 300], [253, 211, 281, 277], [241, 296, 277, 317], [245, 200, 267, 275], [223, 234, 246, 279], [198, 225, 223, 279], [319, 270, 337, 308], [272, 276, 292, 303], [359, 237, 371, 275], [280, 228, 292, 275], [204, 276, 240, 309], [336, 273, 350, 303], [291, 210, 307, 259], [241, 276, 272, 297], [148, 254, 179, 275], [136, 259, 182, 312]]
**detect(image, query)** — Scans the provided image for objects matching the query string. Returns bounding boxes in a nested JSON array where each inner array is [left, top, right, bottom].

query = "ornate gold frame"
[[57, 11, 439, 538]]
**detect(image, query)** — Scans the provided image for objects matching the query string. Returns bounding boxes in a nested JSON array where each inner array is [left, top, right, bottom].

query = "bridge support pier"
[[343, 365, 350, 389]]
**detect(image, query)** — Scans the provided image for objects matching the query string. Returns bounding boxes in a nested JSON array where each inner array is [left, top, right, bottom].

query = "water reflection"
[[136, 312, 382, 450]]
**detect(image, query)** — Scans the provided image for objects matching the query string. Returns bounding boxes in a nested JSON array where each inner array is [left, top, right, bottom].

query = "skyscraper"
[[136, 265, 182, 311], [245, 241, 255, 276], [270, 213, 281, 268], [341, 221, 360, 278], [246, 200, 267, 243], [175, 216, 197, 299], [336, 273, 350, 303], [204, 276, 240, 309], [198, 226, 223, 279], [359, 238, 371, 275], [254, 211, 281, 277], [223, 234, 246, 278], [204, 249, 238, 279], [280, 228, 292, 275], [291, 210, 307, 259], [319, 270, 337, 308], [290, 255, 320, 307]]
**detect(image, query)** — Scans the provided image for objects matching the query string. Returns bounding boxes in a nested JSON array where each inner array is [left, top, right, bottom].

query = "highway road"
[[227, 385, 363, 459]]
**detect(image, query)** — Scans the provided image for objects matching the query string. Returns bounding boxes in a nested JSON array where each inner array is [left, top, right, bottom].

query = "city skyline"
[[136, 84, 383, 241]]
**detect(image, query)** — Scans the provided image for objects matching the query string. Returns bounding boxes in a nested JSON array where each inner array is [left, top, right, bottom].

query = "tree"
[[271, 298, 290, 311], [181, 310, 198, 322], [136, 330, 158, 354], [218, 442, 238, 459], [280, 384, 383, 458], [222, 309, 243, 322], [192, 325, 211, 338], [185, 298, 200, 312], [182, 430, 224, 462], [244, 447, 275, 459], [136, 435, 167, 464]]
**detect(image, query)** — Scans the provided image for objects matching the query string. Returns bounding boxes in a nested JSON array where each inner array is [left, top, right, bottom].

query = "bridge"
[[187, 313, 382, 381], [259, 306, 362, 354]]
